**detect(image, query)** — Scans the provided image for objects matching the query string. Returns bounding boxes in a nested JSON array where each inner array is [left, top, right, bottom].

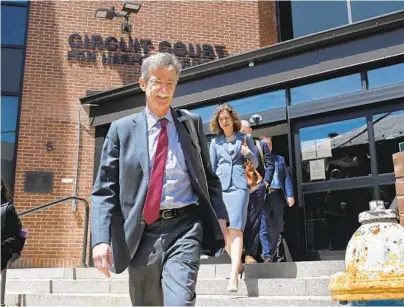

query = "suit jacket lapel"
[[234, 132, 243, 159], [274, 155, 279, 176], [277, 156, 285, 184], [171, 109, 198, 180], [274, 155, 285, 190], [130, 110, 150, 177], [217, 135, 232, 158]]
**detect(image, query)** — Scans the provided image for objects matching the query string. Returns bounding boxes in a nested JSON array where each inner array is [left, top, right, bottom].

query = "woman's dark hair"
[[1, 177, 12, 204], [209, 104, 242, 135]]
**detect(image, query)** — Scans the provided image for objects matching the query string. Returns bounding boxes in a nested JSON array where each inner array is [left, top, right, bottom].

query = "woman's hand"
[[241, 136, 251, 157], [241, 143, 250, 156]]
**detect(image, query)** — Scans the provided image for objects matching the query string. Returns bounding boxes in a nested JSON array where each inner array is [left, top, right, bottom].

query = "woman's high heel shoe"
[[226, 276, 239, 293], [238, 263, 245, 279], [226, 263, 246, 280], [227, 264, 245, 292]]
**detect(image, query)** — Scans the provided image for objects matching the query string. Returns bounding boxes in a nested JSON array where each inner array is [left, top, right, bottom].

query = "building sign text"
[[67, 33, 227, 68]]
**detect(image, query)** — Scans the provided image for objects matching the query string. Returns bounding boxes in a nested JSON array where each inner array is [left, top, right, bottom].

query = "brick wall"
[[393, 152, 404, 225], [258, 0, 278, 47], [13, 1, 278, 268]]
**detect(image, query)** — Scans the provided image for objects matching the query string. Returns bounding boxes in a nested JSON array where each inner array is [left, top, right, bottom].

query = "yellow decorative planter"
[[329, 200, 404, 302]]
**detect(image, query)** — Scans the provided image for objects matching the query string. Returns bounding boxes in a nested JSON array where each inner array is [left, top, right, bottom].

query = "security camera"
[[121, 22, 132, 33], [249, 114, 263, 125]]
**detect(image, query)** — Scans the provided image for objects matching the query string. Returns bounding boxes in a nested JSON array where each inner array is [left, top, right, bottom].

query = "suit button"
[[140, 220, 145, 226]]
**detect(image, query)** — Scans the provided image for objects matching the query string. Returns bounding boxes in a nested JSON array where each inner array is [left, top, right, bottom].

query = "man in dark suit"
[[260, 136, 295, 263], [240, 121, 274, 264], [91, 52, 228, 306]]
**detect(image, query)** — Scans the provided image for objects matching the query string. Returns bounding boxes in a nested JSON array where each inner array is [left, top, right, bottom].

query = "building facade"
[[1, 0, 277, 268], [1, 0, 404, 267]]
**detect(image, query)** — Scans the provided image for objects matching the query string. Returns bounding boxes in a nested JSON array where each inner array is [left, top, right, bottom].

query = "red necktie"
[[143, 118, 168, 224]]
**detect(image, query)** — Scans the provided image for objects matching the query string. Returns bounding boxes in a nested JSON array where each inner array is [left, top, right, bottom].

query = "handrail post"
[[1, 268, 7, 306], [81, 199, 90, 267]]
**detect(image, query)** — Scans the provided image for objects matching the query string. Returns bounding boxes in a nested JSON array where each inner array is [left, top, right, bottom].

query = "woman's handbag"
[[243, 136, 263, 193], [1, 202, 27, 264]]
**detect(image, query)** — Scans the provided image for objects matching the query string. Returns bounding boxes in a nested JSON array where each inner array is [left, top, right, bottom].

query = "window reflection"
[[1, 96, 19, 142], [1, 48, 24, 93], [1, 5, 27, 45], [1, 3, 28, 194], [368, 63, 404, 89], [351, 1, 404, 22], [228, 90, 285, 116], [291, 74, 362, 105], [373, 110, 404, 174], [188, 104, 217, 123], [1, 131, 16, 194], [300, 117, 370, 183], [290, 0, 404, 39], [291, 1, 349, 38], [1, 96, 18, 194], [304, 187, 373, 252]]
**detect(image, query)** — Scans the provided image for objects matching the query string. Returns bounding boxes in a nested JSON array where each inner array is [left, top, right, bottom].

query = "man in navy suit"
[[240, 121, 274, 264], [91, 53, 228, 306], [259, 136, 295, 263]]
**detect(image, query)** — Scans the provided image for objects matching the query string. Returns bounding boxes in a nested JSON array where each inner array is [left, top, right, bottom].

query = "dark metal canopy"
[[80, 10, 404, 126]]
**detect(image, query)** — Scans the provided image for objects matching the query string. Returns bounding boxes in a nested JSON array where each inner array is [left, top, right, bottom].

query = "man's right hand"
[[92, 243, 112, 278], [218, 219, 227, 238]]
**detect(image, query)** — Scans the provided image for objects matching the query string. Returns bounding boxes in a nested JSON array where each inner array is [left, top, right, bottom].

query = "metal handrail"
[[18, 196, 90, 267], [1, 196, 90, 306]]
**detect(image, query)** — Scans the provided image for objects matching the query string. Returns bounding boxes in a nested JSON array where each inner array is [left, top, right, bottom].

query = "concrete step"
[[207, 261, 344, 279], [4, 260, 345, 280], [4, 277, 331, 297], [5, 293, 340, 306], [197, 295, 340, 306]]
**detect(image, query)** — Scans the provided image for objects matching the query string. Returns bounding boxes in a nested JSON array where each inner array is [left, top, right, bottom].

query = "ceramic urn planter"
[[329, 200, 404, 303]]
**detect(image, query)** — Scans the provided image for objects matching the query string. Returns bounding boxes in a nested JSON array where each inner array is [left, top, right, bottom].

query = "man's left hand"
[[287, 197, 295, 207]]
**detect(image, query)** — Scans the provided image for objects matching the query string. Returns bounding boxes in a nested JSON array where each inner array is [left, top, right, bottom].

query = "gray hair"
[[240, 120, 250, 128], [141, 52, 182, 81]]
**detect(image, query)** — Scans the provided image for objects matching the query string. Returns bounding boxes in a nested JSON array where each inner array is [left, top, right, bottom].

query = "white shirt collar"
[[145, 106, 174, 130]]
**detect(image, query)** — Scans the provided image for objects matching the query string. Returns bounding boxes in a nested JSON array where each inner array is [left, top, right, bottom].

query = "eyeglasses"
[[148, 78, 177, 88]]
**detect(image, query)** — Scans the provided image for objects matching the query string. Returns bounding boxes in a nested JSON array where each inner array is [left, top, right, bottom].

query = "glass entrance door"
[[252, 122, 302, 261], [293, 103, 404, 260]]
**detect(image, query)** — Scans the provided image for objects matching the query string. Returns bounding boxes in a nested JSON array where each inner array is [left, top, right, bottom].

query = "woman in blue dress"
[[209, 104, 258, 292]]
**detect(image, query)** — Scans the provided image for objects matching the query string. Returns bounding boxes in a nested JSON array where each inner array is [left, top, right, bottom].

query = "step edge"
[[5, 292, 336, 300], [5, 276, 331, 281]]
